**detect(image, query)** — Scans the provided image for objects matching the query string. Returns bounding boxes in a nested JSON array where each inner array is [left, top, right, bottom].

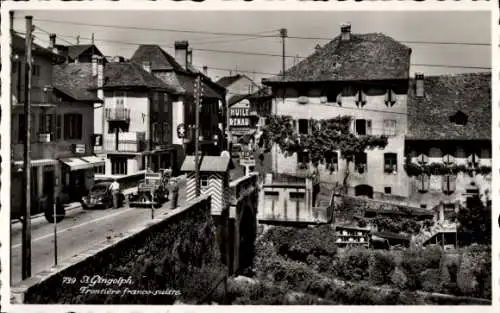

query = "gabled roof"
[[101, 62, 179, 93], [407, 72, 491, 140], [262, 33, 411, 83], [216, 74, 245, 88], [53, 63, 101, 102], [181, 156, 232, 172], [66, 44, 104, 60], [8, 33, 65, 62], [131, 45, 185, 72], [228, 88, 273, 107]]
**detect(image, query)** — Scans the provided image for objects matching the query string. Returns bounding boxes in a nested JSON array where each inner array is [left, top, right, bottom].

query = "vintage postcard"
[[0, 1, 497, 312]]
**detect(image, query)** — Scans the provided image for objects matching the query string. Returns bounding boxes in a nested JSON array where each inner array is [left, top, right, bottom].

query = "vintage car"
[[81, 181, 125, 209]]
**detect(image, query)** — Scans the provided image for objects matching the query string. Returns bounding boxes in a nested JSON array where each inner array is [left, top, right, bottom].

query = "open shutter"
[[419, 174, 430, 192], [366, 120, 372, 135], [336, 93, 342, 106], [56, 115, 62, 140]]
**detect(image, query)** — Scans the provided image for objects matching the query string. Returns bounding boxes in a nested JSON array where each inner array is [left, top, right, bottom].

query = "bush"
[[400, 247, 443, 290], [391, 267, 408, 289], [420, 269, 442, 293], [457, 247, 491, 299], [357, 219, 367, 228], [335, 248, 370, 281], [369, 251, 396, 285]]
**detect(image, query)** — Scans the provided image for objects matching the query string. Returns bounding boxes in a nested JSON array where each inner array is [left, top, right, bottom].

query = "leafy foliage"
[[259, 115, 388, 190], [372, 216, 423, 235], [457, 195, 491, 245], [369, 252, 397, 285]]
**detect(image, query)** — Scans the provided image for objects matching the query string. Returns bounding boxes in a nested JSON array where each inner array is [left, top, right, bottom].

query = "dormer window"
[[355, 90, 367, 107], [449, 110, 468, 126], [416, 153, 429, 165], [385, 89, 396, 107], [443, 154, 455, 166]]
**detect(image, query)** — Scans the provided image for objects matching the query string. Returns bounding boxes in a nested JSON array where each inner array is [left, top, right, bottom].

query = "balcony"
[[105, 107, 130, 122], [103, 132, 146, 153]]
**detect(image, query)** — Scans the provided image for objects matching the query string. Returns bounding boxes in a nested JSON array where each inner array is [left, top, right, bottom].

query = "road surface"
[[11, 186, 186, 285]]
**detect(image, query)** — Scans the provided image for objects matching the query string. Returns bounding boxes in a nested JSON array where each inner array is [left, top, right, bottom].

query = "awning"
[[61, 158, 95, 171], [81, 156, 105, 167], [13, 159, 57, 168]]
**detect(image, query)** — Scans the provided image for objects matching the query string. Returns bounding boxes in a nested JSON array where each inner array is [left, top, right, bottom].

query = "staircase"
[[413, 221, 457, 246]]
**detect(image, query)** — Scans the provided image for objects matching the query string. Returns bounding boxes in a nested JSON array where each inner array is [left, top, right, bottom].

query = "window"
[[355, 119, 371, 135], [297, 150, 309, 169], [384, 153, 398, 174], [384, 187, 392, 194], [298, 119, 309, 134], [442, 174, 456, 195], [94, 165, 105, 175], [108, 124, 129, 134], [32, 64, 40, 77], [355, 153, 367, 174], [152, 92, 159, 112], [449, 110, 468, 126], [39, 113, 55, 134], [63, 114, 83, 140], [418, 174, 430, 193], [385, 89, 396, 107], [152, 122, 159, 143], [114, 91, 126, 107], [111, 157, 127, 175], [56, 115, 62, 140], [383, 120, 397, 136], [290, 192, 305, 200], [200, 175, 209, 188], [163, 122, 169, 143], [355, 90, 367, 107], [329, 152, 339, 172]]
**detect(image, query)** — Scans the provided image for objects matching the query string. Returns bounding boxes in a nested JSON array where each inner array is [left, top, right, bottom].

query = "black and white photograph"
[[1, 6, 494, 307]]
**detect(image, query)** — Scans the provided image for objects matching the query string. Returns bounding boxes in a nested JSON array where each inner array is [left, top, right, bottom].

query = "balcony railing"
[[103, 132, 146, 152], [105, 107, 130, 122]]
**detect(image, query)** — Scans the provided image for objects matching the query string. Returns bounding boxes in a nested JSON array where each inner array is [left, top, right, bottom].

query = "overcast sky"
[[14, 10, 491, 84]]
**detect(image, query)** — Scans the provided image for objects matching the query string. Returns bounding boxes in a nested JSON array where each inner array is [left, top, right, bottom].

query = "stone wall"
[[12, 195, 226, 304]]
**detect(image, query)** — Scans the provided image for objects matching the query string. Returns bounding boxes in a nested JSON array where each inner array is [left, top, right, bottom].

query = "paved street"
[[11, 185, 186, 285]]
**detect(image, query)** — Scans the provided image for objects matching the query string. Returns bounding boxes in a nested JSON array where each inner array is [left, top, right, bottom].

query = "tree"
[[457, 195, 491, 245], [258, 115, 388, 193]]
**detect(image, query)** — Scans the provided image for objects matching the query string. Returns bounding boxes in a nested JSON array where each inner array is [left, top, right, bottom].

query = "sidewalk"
[[11, 202, 83, 226]]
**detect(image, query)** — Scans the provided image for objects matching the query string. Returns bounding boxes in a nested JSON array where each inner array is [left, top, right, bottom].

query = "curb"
[[11, 203, 83, 226]]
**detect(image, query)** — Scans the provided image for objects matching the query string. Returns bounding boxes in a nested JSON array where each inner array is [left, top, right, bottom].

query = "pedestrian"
[[310, 162, 320, 207], [109, 178, 120, 209]]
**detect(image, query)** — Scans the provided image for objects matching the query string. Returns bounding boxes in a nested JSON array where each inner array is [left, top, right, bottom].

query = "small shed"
[[181, 155, 233, 215]]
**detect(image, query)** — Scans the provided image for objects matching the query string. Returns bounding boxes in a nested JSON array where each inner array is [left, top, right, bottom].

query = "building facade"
[[404, 72, 491, 211], [130, 42, 226, 158], [92, 59, 182, 177], [10, 34, 101, 217], [262, 24, 412, 199]]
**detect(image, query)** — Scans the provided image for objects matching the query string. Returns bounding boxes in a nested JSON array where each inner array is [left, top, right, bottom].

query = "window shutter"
[[56, 115, 62, 140], [39, 113, 44, 133], [419, 174, 430, 192], [336, 93, 342, 106], [350, 120, 356, 134], [366, 120, 372, 135]]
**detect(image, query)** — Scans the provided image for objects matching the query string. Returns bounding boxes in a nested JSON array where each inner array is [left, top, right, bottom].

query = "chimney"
[[174, 40, 189, 70], [187, 48, 193, 67], [142, 61, 152, 73], [92, 56, 104, 99], [202, 65, 208, 76], [49, 33, 58, 54], [415, 72, 424, 97], [340, 22, 351, 41]]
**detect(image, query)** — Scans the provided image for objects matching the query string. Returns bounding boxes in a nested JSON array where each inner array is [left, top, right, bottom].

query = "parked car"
[[81, 182, 125, 209]]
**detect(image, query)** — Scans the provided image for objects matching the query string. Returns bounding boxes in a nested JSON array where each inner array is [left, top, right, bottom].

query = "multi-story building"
[[405, 72, 491, 211], [52, 40, 106, 64], [130, 41, 226, 157], [262, 23, 412, 199], [90, 58, 182, 176], [10, 33, 102, 217], [216, 74, 260, 103]]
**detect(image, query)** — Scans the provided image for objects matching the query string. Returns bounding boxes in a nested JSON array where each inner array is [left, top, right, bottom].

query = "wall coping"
[[10, 194, 211, 304], [229, 172, 258, 188]]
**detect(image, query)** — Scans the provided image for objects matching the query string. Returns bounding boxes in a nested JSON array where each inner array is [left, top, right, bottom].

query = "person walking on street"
[[109, 179, 120, 209]]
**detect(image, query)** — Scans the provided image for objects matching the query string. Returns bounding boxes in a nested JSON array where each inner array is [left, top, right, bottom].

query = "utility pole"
[[280, 28, 288, 79], [22, 15, 33, 280], [194, 74, 202, 197]]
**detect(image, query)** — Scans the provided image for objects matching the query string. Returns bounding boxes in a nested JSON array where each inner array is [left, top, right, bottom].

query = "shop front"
[[60, 156, 105, 203]]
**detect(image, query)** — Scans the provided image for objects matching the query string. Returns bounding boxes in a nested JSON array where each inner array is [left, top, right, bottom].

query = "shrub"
[[420, 269, 442, 293], [400, 247, 443, 290], [357, 219, 367, 228], [391, 267, 408, 290], [369, 251, 396, 285], [335, 248, 370, 281]]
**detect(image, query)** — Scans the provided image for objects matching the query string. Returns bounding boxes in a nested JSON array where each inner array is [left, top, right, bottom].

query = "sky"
[[13, 10, 491, 84]]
